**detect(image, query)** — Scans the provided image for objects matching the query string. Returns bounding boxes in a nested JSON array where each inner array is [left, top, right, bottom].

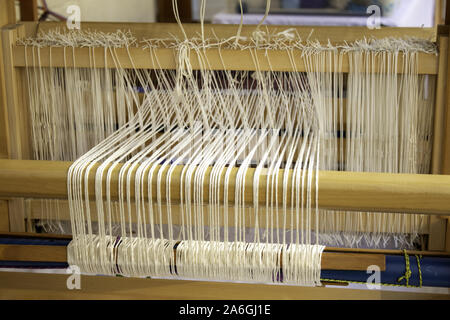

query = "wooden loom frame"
[[0, 9, 450, 299]]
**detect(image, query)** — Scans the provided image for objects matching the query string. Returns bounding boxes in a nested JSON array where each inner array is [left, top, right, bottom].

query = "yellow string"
[[321, 250, 424, 289], [417, 254, 423, 287], [397, 249, 412, 287]]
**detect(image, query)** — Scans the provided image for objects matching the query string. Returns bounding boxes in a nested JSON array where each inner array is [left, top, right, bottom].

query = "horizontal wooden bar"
[[0, 244, 67, 262], [4, 231, 448, 256], [4, 271, 448, 299], [22, 22, 437, 44], [0, 231, 72, 240], [0, 242, 384, 271], [11, 22, 438, 74], [12, 45, 438, 74], [27, 199, 430, 234], [0, 159, 450, 215]]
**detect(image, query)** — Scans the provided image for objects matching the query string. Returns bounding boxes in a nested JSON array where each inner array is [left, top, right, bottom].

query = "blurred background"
[[14, 0, 447, 28]]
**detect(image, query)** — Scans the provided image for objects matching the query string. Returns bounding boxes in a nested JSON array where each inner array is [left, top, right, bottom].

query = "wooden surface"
[[1, 159, 450, 216], [2, 24, 29, 232], [2, 25, 29, 233], [0, 243, 385, 271], [0, 0, 15, 160], [429, 34, 449, 251], [10, 22, 438, 73], [0, 271, 448, 300], [447, 0, 450, 25], [447, 219, 450, 252], [19, 0, 38, 22], [0, 244, 67, 262], [26, 199, 430, 234], [12, 45, 438, 74], [23, 22, 437, 43], [432, 35, 449, 173], [1, 25, 29, 160], [443, 27, 450, 174], [3, 231, 448, 257], [0, 200, 8, 231]]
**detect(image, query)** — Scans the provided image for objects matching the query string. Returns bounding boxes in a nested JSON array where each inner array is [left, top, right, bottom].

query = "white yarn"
[[21, 11, 437, 285]]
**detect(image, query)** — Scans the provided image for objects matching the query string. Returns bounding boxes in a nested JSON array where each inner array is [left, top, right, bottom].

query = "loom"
[[0, 0, 450, 299]]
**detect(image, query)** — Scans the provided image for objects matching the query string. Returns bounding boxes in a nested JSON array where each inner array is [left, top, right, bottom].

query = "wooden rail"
[[0, 159, 449, 215], [0, 242, 386, 272], [12, 45, 438, 74]]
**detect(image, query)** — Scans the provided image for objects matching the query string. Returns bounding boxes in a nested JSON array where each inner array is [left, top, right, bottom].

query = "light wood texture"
[[0, 159, 450, 216], [0, 0, 17, 233], [0, 243, 385, 271], [27, 199, 430, 234], [4, 230, 449, 256], [443, 29, 450, 174], [429, 34, 449, 251], [0, 271, 448, 300], [2, 24, 30, 232], [1, 24, 30, 160], [12, 22, 438, 73], [6, 199, 25, 232], [0, 0, 16, 159], [432, 35, 449, 173], [12, 45, 438, 74], [23, 22, 438, 43], [436, 0, 444, 26]]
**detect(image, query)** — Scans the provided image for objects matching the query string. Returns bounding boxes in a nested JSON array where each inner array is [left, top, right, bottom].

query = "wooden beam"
[[0, 244, 67, 262], [429, 32, 449, 251], [0, 200, 8, 231], [443, 30, 450, 174], [21, 22, 438, 43], [2, 271, 448, 300], [19, 0, 38, 22], [436, 0, 444, 27], [12, 45, 439, 74], [26, 199, 430, 234], [2, 24, 30, 233], [0, 0, 17, 159], [446, 0, 450, 25], [0, 159, 450, 215], [4, 231, 448, 256], [0, 242, 384, 271], [432, 35, 449, 173]]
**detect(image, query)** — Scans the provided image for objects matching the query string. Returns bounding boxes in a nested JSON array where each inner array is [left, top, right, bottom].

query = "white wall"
[[45, 0, 156, 22]]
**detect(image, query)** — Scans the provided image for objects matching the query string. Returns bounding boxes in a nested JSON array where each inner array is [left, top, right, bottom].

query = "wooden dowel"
[[0, 243, 385, 271], [0, 244, 67, 262], [0, 159, 450, 215], [25, 199, 431, 234], [429, 33, 449, 251], [20, 22, 437, 45], [12, 45, 438, 74], [432, 35, 449, 173]]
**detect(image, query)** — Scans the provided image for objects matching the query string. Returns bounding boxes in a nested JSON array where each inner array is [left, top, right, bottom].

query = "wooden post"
[[19, 0, 38, 22], [446, 0, 450, 25], [0, 0, 16, 232], [1, 23, 30, 232], [430, 28, 450, 251], [1, 159, 450, 216], [436, 0, 444, 27]]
